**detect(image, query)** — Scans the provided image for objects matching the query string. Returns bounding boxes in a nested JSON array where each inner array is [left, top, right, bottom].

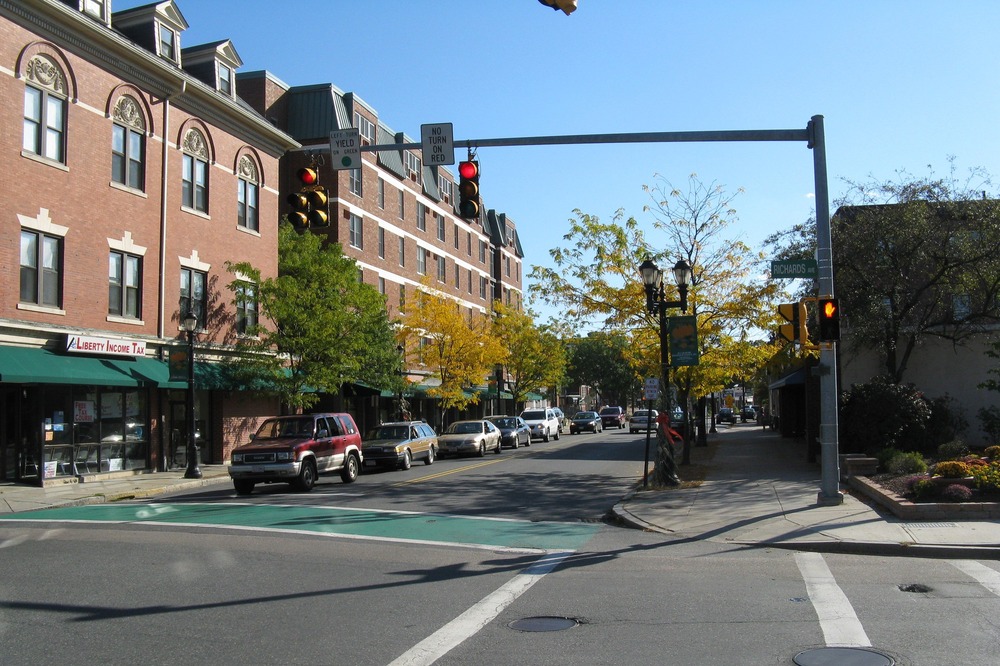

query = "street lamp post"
[[180, 311, 202, 479], [640, 257, 692, 487]]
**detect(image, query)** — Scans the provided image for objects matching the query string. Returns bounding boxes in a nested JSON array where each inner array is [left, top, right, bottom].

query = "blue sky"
[[128, 0, 1000, 317]]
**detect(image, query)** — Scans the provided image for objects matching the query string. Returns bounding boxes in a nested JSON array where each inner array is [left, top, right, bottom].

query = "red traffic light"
[[296, 167, 319, 186], [458, 160, 478, 180]]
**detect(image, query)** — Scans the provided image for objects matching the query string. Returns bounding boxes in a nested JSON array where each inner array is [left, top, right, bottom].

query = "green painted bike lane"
[[0, 503, 601, 552]]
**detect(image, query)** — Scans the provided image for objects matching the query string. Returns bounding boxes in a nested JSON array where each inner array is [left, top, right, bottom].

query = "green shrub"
[[933, 460, 970, 478], [912, 478, 937, 500], [936, 440, 968, 460], [940, 484, 974, 503], [839, 377, 931, 455], [888, 451, 927, 475], [913, 395, 967, 453], [875, 447, 903, 472], [978, 406, 1000, 445], [985, 445, 1000, 460]]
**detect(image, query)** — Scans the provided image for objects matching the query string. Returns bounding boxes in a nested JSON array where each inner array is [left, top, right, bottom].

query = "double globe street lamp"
[[639, 256, 692, 487], [180, 311, 202, 479]]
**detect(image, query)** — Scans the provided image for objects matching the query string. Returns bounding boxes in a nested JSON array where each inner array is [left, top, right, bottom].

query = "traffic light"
[[817, 297, 841, 341], [287, 167, 329, 229], [457, 160, 480, 221], [538, 0, 578, 14], [777, 302, 808, 344]]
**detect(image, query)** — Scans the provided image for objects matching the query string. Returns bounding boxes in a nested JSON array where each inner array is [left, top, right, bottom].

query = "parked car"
[[599, 406, 626, 429], [740, 406, 757, 423], [717, 407, 736, 424], [486, 415, 531, 449], [552, 407, 568, 433], [520, 408, 561, 442], [228, 413, 363, 495], [628, 409, 659, 434], [570, 411, 603, 434], [437, 420, 502, 457], [362, 421, 437, 470], [670, 407, 686, 429]]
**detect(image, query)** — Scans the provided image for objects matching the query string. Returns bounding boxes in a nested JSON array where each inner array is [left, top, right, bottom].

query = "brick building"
[[237, 70, 525, 424], [0, 0, 298, 484]]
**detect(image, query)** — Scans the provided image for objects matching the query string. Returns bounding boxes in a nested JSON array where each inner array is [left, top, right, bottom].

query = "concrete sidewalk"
[[614, 426, 1000, 558]]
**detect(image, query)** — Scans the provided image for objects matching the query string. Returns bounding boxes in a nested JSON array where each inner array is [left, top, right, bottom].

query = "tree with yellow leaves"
[[399, 280, 504, 413]]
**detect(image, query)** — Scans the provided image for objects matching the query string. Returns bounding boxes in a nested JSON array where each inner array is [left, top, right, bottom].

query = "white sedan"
[[437, 420, 502, 457]]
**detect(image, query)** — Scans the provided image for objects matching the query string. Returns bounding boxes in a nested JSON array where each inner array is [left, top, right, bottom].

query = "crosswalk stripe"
[[951, 560, 1000, 596], [795, 552, 871, 647]]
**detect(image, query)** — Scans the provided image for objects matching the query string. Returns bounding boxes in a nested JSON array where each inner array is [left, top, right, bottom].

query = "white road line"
[[951, 560, 1000, 596], [388, 550, 574, 666], [794, 552, 871, 647]]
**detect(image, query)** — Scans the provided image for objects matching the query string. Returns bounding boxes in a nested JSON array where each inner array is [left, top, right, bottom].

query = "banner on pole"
[[668, 316, 699, 366]]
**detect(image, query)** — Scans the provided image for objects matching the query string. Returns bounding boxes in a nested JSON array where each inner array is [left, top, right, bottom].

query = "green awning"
[[0, 347, 169, 387]]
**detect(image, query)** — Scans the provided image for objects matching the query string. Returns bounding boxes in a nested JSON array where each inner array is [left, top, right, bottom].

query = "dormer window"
[[82, 0, 107, 21], [158, 23, 176, 60], [218, 63, 232, 96]]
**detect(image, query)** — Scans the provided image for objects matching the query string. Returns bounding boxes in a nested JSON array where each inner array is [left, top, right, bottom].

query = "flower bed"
[[850, 473, 1000, 520]]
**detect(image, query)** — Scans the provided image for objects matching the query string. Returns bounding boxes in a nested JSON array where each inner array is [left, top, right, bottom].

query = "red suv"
[[599, 406, 626, 429], [228, 413, 363, 495]]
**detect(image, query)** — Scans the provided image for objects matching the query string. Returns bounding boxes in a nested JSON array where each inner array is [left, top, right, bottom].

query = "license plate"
[[364, 460, 377, 467], [252, 465, 266, 473]]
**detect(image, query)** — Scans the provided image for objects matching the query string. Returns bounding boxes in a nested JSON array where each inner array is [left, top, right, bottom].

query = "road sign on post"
[[644, 377, 660, 401], [420, 123, 454, 166], [771, 259, 818, 279], [329, 129, 361, 170]]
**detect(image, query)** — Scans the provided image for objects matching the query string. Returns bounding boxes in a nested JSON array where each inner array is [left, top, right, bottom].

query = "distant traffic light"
[[538, 0, 578, 15], [457, 160, 480, 221], [777, 302, 807, 344], [817, 297, 841, 341], [287, 167, 329, 229]]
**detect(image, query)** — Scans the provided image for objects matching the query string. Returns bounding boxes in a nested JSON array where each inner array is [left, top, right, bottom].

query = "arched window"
[[236, 155, 259, 231], [181, 129, 209, 213], [23, 54, 67, 164], [111, 95, 146, 191]]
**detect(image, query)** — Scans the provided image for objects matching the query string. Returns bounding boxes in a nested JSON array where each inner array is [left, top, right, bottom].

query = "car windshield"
[[490, 418, 516, 428], [574, 412, 597, 419], [256, 418, 313, 439], [521, 411, 544, 420], [633, 411, 652, 418], [368, 426, 408, 440], [600, 408, 618, 415], [446, 422, 483, 434]]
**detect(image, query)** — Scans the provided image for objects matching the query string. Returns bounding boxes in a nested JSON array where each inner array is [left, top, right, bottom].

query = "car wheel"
[[524, 435, 531, 447], [295, 458, 317, 492], [554, 428, 560, 440], [340, 452, 360, 483], [478, 441, 486, 457], [494, 440, 502, 454], [543, 431, 550, 442], [399, 449, 412, 471], [425, 446, 435, 465], [233, 480, 255, 496], [511, 438, 518, 449]]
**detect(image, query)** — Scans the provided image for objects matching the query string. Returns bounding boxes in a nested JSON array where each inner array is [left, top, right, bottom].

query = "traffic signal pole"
[[808, 116, 844, 505], [296, 116, 843, 504]]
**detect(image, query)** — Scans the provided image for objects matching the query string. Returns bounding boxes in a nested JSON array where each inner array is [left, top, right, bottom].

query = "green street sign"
[[771, 259, 817, 279]]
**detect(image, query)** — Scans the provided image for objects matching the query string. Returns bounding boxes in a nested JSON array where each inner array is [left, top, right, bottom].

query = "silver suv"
[[520, 408, 561, 442]]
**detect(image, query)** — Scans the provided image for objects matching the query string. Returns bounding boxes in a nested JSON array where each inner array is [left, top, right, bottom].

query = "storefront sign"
[[65, 334, 146, 357]]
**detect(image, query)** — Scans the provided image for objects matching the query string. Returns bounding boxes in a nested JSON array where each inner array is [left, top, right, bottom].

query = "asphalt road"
[[3, 429, 1000, 665]]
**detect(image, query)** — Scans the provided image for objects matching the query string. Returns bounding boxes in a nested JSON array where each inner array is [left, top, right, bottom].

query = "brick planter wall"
[[849, 476, 1000, 520]]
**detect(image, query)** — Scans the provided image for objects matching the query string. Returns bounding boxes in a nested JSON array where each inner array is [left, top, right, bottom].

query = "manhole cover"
[[508, 616, 579, 632], [794, 647, 894, 666]]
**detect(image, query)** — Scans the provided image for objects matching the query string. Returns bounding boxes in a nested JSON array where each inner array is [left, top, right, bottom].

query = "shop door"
[[168, 400, 206, 469], [1, 387, 17, 481]]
